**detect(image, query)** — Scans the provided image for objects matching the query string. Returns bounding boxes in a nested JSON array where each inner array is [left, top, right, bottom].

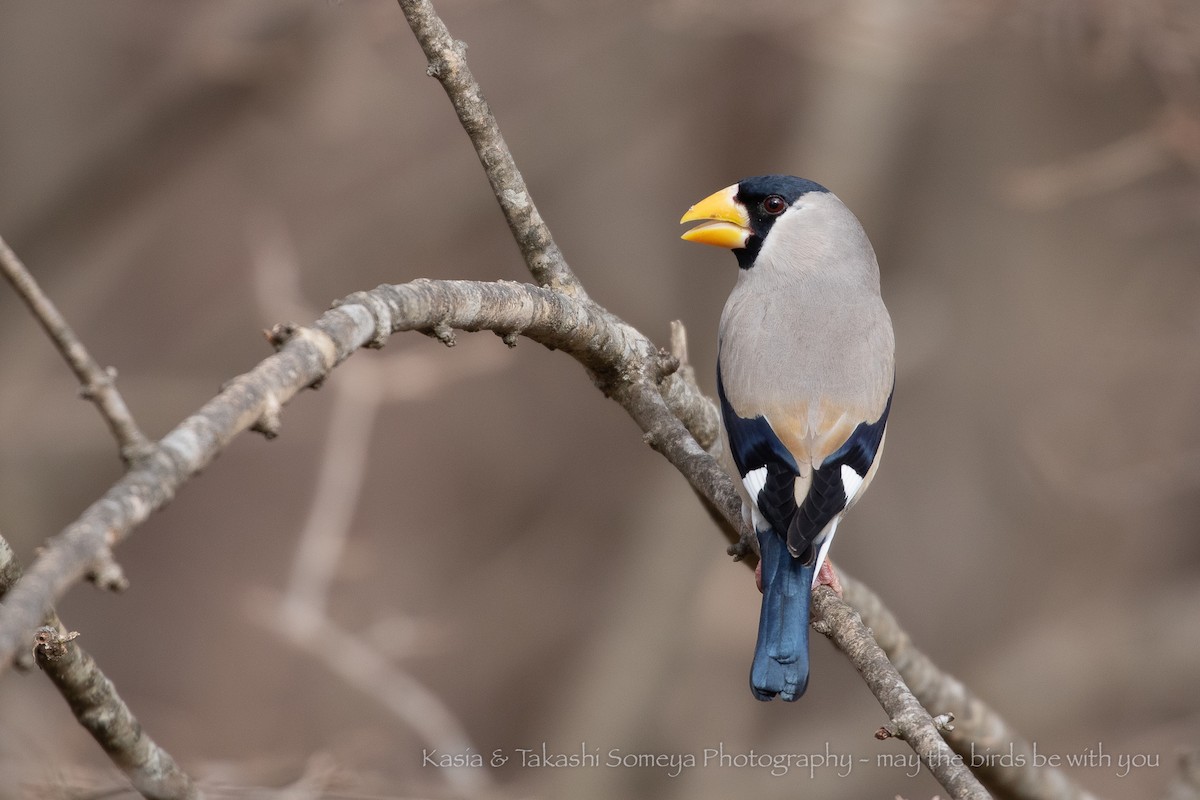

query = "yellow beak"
[[680, 184, 751, 249]]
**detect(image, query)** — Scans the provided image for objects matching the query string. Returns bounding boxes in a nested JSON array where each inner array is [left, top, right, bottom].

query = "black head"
[[733, 176, 830, 269]]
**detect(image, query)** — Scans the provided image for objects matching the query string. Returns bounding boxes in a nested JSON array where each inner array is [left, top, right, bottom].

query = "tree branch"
[[33, 628, 203, 800], [811, 585, 991, 800], [397, 0, 732, 519], [0, 235, 154, 464], [0, 535, 201, 800], [842, 573, 1101, 800], [397, 0, 588, 300], [0, 278, 723, 675]]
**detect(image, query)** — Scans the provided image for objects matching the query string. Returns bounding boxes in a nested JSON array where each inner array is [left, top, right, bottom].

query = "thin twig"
[[250, 590, 487, 797], [265, 361, 490, 798], [0, 534, 202, 800], [278, 363, 381, 623], [396, 0, 589, 301], [842, 572, 1101, 800], [811, 586, 992, 800], [0, 236, 154, 464]]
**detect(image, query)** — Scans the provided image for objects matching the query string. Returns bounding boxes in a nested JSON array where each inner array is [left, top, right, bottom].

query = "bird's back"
[[717, 196, 894, 469]]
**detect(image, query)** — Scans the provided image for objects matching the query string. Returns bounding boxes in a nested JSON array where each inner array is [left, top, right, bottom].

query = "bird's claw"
[[816, 559, 844, 598]]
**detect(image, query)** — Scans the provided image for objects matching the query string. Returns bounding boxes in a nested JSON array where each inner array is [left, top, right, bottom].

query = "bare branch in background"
[[253, 359, 494, 798], [0, 236, 154, 464], [1164, 750, 1200, 800], [1001, 117, 1176, 210], [1003, 0, 1200, 212], [249, 597, 485, 797], [0, 535, 201, 800], [1016, 0, 1200, 107], [247, 216, 497, 797], [1000, 108, 1200, 210]]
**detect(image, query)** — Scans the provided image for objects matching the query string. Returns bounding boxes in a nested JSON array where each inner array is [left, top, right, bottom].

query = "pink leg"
[[757, 557, 844, 597], [816, 558, 844, 598]]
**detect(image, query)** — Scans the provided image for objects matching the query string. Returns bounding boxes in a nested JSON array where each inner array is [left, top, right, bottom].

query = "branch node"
[[932, 712, 956, 732], [87, 552, 129, 593], [119, 440, 158, 465], [427, 40, 466, 78], [78, 366, 118, 401], [265, 322, 299, 350], [33, 625, 80, 663], [262, 323, 338, 387], [874, 715, 954, 740], [338, 289, 394, 349], [428, 322, 457, 347], [252, 393, 284, 439], [655, 348, 681, 381], [498, 330, 521, 348]]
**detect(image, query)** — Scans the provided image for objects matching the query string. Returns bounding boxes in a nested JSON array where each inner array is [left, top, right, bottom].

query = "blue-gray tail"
[[750, 529, 815, 701]]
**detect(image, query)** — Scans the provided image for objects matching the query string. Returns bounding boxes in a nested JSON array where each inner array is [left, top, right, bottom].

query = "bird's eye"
[[761, 195, 787, 215]]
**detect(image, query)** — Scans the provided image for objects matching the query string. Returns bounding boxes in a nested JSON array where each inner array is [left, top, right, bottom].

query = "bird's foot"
[[816, 559, 844, 598], [755, 559, 763, 594], [731, 521, 756, 561]]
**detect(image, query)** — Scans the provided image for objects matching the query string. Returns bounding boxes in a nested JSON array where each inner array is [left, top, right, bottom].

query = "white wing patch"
[[840, 465, 865, 505], [743, 466, 769, 532], [809, 518, 841, 588], [743, 466, 768, 504], [801, 468, 863, 584]]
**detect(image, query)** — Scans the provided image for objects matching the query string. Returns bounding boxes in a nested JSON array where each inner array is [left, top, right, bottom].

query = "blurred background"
[[1, 1, 1198, 797]]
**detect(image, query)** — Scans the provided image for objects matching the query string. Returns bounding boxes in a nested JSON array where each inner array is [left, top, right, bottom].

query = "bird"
[[680, 175, 894, 701]]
